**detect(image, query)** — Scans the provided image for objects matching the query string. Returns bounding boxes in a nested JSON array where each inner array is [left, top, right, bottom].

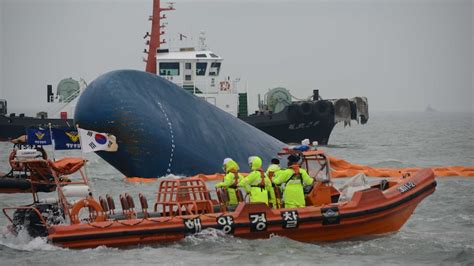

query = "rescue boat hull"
[[0, 177, 56, 193], [47, 169, 436, 249]]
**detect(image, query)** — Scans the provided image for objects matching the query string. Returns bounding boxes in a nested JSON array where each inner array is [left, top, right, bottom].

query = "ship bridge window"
[[159, 62, 180, 76], [196, 54, 207, 58], [209, 62, 221, 76], [196, 62, 207, 76], [210, 53, 219, 58]]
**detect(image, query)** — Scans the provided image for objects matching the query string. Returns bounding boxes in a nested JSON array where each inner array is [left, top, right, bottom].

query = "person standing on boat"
[[215, 158, 244, 206], [266, 158, 282, 208], [238, 156, 274, 205], [273, 154, 314, 208]]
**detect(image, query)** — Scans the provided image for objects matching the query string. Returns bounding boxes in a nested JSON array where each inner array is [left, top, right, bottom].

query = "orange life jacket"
[[229, 170, 239, 189], [268, 171, 274, 182]]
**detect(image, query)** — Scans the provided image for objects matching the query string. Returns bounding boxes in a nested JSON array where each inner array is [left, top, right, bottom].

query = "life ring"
[[9, 150, 23, 171], [219, 81, 230, 91], [70, 198, 106, 224]]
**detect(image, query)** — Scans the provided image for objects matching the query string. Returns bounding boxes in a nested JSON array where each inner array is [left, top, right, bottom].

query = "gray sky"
[[0, 0, 472, 114]]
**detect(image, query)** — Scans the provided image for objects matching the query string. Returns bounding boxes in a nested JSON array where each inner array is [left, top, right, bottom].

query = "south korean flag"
[[78, 128, 118, 153]]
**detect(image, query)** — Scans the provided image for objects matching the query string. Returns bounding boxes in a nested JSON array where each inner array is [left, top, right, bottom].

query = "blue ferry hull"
[[74, 70, 284, 177]]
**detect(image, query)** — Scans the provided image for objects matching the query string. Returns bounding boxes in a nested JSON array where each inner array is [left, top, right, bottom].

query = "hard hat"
[[223, 158, 232, 166], [222, 158, 232, 172], [248, 156, 256, 167]]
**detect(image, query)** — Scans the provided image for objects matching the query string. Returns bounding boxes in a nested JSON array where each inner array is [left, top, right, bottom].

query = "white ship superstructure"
[[156, 47, 244, 117]]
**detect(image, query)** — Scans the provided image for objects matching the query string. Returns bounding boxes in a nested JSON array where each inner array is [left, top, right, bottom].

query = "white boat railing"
[[44, 79, 87, 118], [43, 90, 80, 119], [164, 78, 238, 95]]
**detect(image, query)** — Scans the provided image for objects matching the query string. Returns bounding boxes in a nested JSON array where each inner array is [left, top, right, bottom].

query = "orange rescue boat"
[[0, 145, 55, 193], [2, 149, 436, 249]]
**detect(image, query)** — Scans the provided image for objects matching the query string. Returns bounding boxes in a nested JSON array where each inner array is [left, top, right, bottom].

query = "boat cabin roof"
[[156, 49, 222, 61]]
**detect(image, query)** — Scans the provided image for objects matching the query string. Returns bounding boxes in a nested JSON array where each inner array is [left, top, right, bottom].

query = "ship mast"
[[145, 0, 174, 74]]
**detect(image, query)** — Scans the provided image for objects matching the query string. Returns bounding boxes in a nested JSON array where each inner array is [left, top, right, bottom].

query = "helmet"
[[222, 158, 232, 171], [223, 158, 232, 166], [248, 156, 256, 168], [248, 156, 262, 170]]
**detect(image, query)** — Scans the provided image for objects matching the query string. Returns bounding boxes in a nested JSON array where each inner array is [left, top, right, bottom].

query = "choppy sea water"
[[0, 111, 473, 265]]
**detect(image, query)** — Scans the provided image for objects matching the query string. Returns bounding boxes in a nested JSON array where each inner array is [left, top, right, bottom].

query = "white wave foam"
[[0, 226, 60, 251], [81, 245, 119, 252], [182, 228, 234, 245]]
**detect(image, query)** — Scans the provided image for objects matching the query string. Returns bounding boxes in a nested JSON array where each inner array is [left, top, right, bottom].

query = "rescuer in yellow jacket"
[[215, 158, 244, 206], [266, 158, 282, 208], [238, 156, 274, 205], [273, 154, 314, 208]]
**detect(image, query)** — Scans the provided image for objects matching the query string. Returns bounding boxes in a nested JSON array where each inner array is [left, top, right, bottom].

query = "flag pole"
[[77, 125, 87, 156], [77, 125, 92, 192], [48, 123, 56, 162], [77, 125, 88, 160]]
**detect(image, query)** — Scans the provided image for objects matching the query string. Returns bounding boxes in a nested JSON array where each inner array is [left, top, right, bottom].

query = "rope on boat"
[[87, 221, 115, 229]]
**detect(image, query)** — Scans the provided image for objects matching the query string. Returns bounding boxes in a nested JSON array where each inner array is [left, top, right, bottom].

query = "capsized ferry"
[[2, 148, 436, 249]]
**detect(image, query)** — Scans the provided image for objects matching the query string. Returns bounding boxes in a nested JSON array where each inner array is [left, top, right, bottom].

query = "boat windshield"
[[159, 62, 180, 76], [196, 62, 207, 76], [209, 62, 221, 76]]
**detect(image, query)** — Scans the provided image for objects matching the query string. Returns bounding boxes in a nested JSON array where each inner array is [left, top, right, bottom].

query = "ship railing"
[[171, 79, 237, 95], [47, 89, 81, 118]]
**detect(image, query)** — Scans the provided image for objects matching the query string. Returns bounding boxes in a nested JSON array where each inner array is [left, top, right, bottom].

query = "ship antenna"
[[145, 0, 175, 74], [198, 30, 207, 51]]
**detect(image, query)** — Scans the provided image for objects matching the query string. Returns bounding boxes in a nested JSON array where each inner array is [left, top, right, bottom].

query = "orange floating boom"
[[328, 156, 474, 178]]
